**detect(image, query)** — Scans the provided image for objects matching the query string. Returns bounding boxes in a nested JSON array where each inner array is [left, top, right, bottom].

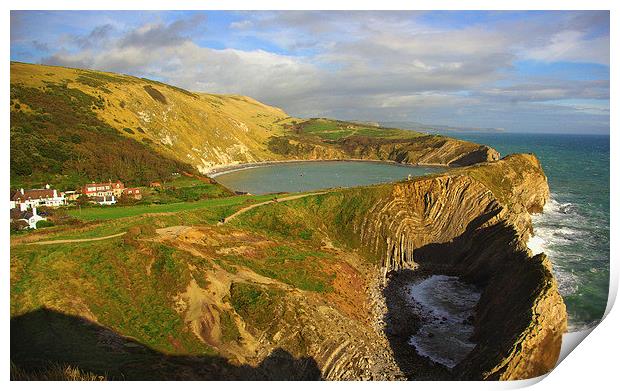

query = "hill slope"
[[11, 62, 499, 189], [10, 62, 294, 189]]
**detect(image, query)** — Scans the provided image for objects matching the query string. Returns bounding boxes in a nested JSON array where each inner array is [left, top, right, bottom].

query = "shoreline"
[[367, 268, 453, 380], [207, 158, 448, 178]]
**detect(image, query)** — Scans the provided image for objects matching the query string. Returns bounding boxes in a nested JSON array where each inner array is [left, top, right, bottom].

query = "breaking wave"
[[528, 196, 583, 298]]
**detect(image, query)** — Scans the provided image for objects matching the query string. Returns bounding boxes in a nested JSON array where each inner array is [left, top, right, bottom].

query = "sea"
[[443, 132, 610, 331], [215, 132, 610, 332]]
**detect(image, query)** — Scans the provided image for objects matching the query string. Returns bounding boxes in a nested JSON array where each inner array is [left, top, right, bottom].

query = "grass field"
[[67, 193, 275, 221], [299, 118, 422, 141], [140, 175, 234, 204]]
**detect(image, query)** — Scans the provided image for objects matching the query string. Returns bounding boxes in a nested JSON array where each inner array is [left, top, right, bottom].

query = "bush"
[[36, 220, 54, 229], [10, 361, 105, 381]]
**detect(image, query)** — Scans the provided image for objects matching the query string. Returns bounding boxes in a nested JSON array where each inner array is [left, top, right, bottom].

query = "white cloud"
[[37, 11, 609, 133], [524, 30, 609, 65]]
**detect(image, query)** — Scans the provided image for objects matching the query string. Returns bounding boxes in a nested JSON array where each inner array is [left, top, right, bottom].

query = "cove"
[[213, 160, 446, 195], [406, 275, 481, 369]]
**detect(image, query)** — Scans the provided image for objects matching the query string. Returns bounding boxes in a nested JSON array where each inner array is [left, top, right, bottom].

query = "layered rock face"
[[339, 135, 500, 166], [326, 154, 567, 379], [266, 134, 501, 169]]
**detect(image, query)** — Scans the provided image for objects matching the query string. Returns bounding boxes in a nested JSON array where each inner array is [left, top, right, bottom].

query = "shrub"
[[10, 361, 105, 381], [36, 220, 54, 229]]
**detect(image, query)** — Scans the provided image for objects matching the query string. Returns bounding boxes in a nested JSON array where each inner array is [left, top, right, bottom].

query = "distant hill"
[[10, 62, 498, 190], [380, 121, 505, 133]]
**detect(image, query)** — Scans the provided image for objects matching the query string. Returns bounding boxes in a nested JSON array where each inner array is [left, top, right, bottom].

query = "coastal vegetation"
[[10, 81, 191, 190]]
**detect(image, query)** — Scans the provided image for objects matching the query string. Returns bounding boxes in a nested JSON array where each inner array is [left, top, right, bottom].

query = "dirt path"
[[220, 191, 328, 224], [26, 232, 127, 246]]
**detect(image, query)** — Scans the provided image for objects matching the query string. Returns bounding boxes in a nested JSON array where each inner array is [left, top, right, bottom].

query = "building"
[[10, 206, 47, 229], [123, 187, 142, 200], [63, 190, 81, 202], [11, 185, 66, 209], [81, 180, 125, 198], [149, 181, 162, 188]]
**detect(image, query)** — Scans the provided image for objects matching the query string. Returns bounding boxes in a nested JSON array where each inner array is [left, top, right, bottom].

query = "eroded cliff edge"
[[290, 153, 567, 379]]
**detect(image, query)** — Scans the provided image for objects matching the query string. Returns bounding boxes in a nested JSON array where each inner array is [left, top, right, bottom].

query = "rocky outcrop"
[[312, 153, 567, 379], [340, 135, 500, 167], [263, 134, 501, 171]]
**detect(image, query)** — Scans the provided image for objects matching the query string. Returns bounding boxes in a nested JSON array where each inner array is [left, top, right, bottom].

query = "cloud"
[[477, 80, 609, 103], [31, 40, 49, 52], [120, 13, 206, 49], [523, 30, 609, 65], [31, 11, 610, 133], [73, 24, 114, 49]]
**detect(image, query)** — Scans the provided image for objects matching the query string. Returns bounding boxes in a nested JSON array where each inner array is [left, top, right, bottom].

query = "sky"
[[10, 10, 610, 134]]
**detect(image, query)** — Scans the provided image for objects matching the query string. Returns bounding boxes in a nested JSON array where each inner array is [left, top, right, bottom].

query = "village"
[[9, 180, 151, 230]]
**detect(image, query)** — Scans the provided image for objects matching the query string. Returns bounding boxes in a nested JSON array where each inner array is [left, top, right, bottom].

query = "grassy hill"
[[11, 62, 498, 190], [10, 62, 294, 189]]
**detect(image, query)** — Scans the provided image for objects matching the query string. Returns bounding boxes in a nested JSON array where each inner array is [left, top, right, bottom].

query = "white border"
[[3, 1, 617, 390]]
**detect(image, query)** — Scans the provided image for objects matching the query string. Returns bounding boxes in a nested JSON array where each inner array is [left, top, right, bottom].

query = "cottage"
[[11, 185, 66, 209], [63, 190, 81, 201]]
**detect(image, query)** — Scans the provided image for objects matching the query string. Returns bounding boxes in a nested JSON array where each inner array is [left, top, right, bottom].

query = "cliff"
[[9, 153, 566, 380], [362, 154, 566, 379], [260, 153, 567, 379]]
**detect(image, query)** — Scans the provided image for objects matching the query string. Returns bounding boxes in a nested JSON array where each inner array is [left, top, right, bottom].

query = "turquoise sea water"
[[443, 132, 610, 331], [215, 133, 610, 331]]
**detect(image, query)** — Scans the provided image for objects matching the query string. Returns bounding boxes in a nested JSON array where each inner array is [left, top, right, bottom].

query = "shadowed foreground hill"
[[11, 308, 321, 380], [10, 62, 498, 189]]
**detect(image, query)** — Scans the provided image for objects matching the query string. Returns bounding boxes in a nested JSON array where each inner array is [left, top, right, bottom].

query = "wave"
[[406, 275, 481, 368], [528, 195, 584, 296], [527, 193, 609, 331]]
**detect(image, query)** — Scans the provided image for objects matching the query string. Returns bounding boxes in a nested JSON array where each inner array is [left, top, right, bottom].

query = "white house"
[[11, 185, 66, 209]]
